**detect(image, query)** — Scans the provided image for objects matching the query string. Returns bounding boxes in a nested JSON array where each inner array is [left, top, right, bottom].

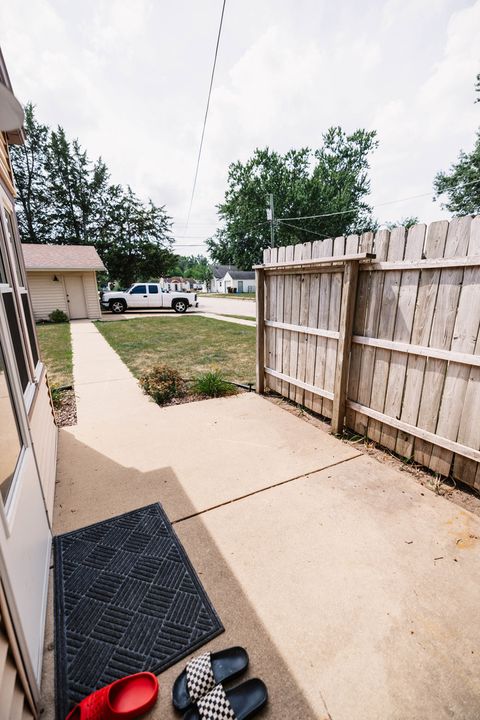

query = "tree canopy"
[[433, 74, 480, 215], [172, 255, 212, 283], [9, 104, 176, 286], [206, 127, 378, 269]]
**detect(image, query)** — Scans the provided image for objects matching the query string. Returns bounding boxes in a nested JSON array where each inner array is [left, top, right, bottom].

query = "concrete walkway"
[[41, 321, 480, 720]]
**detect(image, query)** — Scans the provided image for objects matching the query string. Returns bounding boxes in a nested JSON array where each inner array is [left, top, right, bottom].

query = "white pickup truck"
[[100, 283, 198, 314]]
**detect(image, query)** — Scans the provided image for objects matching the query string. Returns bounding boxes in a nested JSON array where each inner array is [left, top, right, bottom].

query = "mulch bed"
[[54, 389, 77, 427]]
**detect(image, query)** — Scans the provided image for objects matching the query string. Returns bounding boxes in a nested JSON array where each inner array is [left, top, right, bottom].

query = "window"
[[21, 294, 39, 367], [130, 285, 146, 294], [0, 340, 22, 504], [0, 249, 7, 284], [148, 285, 159, 294], [3, 209, 24, 287], [1, 293, 28, 391]]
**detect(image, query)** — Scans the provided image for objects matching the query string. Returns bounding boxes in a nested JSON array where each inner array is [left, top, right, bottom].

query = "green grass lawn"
[[95, 316, 256, 384], [36, 322, 73, 388], [200, 292, 256, 300]]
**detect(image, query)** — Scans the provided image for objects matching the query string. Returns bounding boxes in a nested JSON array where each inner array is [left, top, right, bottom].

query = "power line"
[[277, 220, 330, 239], [183, 0, 226, 236], [277, 177, 480, 222]]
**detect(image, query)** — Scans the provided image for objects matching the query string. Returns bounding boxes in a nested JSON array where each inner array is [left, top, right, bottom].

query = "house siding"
[[0, 133, 15, 196], [27, 272, 68, 320], [220, 272, 256, 293], [0, 61, 56, 715], [83, 271, 102, 319], [29, 376, 57, 521], [26, 271, 101, 320]]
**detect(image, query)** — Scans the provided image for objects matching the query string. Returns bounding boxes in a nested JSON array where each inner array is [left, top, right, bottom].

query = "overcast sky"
[[1, 0, 479, 256]]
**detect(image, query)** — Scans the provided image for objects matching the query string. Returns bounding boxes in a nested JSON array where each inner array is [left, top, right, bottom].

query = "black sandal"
[[172, 647, 249, 711], [183, 679, 268, 720]]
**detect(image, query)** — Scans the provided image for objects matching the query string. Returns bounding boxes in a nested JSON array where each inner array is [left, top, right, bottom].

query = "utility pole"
[[266, 193, 275, 248]]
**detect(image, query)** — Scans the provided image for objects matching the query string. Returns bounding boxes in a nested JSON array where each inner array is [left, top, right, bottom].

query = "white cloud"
[[1, 0, 479, 253]]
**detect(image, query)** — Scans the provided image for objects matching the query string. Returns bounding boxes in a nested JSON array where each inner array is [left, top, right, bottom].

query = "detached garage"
[[22, 244, 106, 321]]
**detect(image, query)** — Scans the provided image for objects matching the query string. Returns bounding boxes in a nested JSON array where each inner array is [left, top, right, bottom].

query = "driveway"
[[41, 320, 480, 720]]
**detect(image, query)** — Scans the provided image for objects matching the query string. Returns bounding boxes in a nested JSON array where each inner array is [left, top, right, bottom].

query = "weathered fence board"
[[259, 215, 480, 491], [347, 230, 385, 436], [312, 237, 333, 416], [381, 224, 425, 452], [368, 226, 405, 444], [303, 240, 322, 410]]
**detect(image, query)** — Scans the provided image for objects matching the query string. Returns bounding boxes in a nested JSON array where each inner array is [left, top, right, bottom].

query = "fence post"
[[331, 260, 359, 434], [256, 268, 265, 394]]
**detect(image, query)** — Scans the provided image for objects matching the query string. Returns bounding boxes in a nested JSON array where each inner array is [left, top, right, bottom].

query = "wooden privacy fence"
[[255, 215, 480, 490]]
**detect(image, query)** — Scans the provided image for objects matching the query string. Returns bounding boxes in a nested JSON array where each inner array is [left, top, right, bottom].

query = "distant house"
[[22, 244, 106, 321], [159, 277, 203, 292], [211, 265, 255, 293]]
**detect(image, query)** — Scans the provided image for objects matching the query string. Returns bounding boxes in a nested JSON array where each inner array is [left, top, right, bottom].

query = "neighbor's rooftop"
[[22, 243, 106, 271]]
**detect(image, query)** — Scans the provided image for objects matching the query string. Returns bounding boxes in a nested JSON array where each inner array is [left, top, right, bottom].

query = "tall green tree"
[[385, 216, 419, 231], [9, 103, 51, 243], [9, 104, 176, 285], [45, 128, 110, 244], [433, 74, 480, 214], [206, 127, 378, 269], [172, 254, 210, 279], [99, 185, 175, 287]]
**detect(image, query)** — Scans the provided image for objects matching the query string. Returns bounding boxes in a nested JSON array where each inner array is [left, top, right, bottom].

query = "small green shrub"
[[139, 364, 187, 405], [49, 309, 69, 323], [50, 387, 62, 408], [192, 371, 237, 398]]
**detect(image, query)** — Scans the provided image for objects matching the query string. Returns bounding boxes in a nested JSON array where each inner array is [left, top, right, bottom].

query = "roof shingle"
[[22, 244, 106, 271], [213, 264, 255, 280]]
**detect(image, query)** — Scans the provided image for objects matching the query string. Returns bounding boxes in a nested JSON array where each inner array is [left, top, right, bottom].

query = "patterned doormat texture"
[[54, 504, 223, 719]]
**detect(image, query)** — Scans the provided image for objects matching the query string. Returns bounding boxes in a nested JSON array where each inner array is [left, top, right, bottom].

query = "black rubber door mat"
[[54, 504, 223, 719]]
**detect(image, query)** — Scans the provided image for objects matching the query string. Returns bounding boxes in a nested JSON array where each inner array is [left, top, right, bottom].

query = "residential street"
[[196, 295, 256, 318]]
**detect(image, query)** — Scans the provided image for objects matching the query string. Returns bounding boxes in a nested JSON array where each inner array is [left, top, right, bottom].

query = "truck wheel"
[[110, 300, 126, 314], [173, 299, 188, 313]]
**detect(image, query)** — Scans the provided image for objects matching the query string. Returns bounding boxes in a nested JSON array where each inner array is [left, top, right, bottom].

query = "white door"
[[64, 275, 87, 319], [128, 284, 149, 308]]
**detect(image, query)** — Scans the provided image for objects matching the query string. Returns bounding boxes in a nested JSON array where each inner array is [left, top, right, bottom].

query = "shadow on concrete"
[[41, 430, 322, 720]]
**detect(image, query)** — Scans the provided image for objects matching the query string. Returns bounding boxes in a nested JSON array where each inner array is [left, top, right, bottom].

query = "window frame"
[[0, 307, 29, 531], [0, 190, 42, 406]]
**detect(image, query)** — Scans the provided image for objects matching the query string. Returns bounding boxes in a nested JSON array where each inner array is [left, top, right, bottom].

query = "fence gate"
[[255, 216, 480, 491]]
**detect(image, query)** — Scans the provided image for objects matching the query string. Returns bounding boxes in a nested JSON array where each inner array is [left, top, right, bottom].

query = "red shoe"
[[65, 672, 159, 720]]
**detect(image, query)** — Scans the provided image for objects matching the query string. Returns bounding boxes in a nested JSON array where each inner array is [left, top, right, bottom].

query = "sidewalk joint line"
[[75, 377, 132, 386], [172, 452, 362, 525]]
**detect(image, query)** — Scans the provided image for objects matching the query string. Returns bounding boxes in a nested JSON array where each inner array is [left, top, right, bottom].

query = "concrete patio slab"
[[54, 321, 358, 530], [41, 320, 480, 720], [194, 453, 480, 719]]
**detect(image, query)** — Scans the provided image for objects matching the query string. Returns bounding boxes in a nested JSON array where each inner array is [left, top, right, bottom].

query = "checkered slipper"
[[172, 647, 249, 711], [183, 679, 268, 720]]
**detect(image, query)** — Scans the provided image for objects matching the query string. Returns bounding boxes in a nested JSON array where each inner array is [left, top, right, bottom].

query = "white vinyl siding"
[[29, 373, 57, 521], [26, 271, 101, 320], [26, 272, 68, 320], [83, 271, 102, 319]]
